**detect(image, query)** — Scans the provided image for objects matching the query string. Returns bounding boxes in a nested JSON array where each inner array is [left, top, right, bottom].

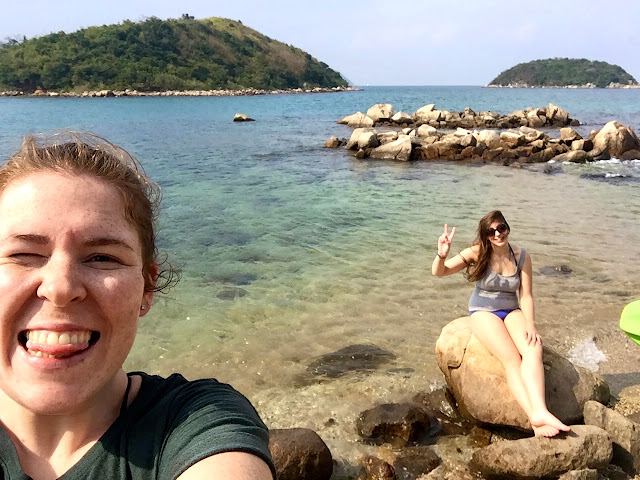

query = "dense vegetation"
[[0, 15, 348, 92], [488, 58, 637, 88]]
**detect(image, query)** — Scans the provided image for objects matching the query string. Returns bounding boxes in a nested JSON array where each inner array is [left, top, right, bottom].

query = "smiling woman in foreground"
[[432, 210, 570, 438], [0, 133, 275, 479]]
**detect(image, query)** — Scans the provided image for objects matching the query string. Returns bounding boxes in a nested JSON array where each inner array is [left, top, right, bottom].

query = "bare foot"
[[532, 424, 560, 437], [531, 410, 571, 437]]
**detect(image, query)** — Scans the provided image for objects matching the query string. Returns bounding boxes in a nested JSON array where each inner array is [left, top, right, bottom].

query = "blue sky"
[[1, 0, 638, 86]]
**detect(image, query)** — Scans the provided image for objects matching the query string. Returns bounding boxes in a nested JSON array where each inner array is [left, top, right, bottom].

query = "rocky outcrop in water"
[[269, 428, 333, 480], [338, 103, 578, 130], [329, 104, 640, 164]]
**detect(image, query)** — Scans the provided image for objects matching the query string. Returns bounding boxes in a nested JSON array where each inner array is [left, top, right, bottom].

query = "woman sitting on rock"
[[432, 210, 570, 437]]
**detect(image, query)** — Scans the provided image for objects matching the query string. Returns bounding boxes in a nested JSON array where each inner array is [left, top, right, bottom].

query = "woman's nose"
[[36, 255, 87, 307]]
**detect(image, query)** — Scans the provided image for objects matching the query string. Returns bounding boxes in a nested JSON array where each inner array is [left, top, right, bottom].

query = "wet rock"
[[561, 127, 583, 143], [359, 455, 396, 480], [393, 446, 441, 479], [233, 112, 254, 122], [391, 111, 414, 124], [418, 460, 477, 480], [554, 150, 591, 163], [435, 317, 610, 430], [347, 127, 377, 150], [356, 402, 437, 446], [584, 400, 640, 475], [592, 121, 640, 158], [338, 111, 375, 128], [269, 428, 333, 480], [367, 103, 395, 123], [621, 149, 640, 160], [216, 287, 248, 300], [307, 344, 396, 378], [325, 136, 340, 148], [470, 425, 612, 479], [370, 137, 412, 162], [539, 265, 573, 277], [412, 387, 475, 436]]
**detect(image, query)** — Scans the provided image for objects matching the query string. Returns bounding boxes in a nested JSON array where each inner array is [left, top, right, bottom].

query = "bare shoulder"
[[512, 245, 531, 264], [461, 245, 479, 263]]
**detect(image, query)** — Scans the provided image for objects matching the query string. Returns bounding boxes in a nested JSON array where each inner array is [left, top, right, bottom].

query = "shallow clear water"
[[1, 86, 640, 468]]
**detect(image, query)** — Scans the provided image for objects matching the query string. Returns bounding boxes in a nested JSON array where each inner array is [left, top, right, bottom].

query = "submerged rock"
[[233, 112, 254, 122], [356, 402, 438, 446], [306, 344, 396, 378], [540, 265, 573, 277]]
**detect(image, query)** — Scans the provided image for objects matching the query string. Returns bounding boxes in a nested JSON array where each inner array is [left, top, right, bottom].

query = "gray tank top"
[[468, 248, 526, 311]]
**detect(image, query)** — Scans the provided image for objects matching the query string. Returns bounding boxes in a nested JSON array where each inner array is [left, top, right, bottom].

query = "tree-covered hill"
[[488, 58, 637, 88], [0, 15, 348, 92]]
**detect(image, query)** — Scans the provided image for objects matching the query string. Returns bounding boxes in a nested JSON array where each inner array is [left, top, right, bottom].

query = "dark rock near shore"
[[412, 387, 475, 436], [306, 344, 396, 378], [356, 402, 438, 446], [269, 428, 333, 480], [359, 455, 396, 480], [393, 446, 441, 478], [540, 265, 573, 277]]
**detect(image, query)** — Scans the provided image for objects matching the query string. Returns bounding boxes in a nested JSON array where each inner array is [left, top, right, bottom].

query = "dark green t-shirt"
[[0, 372, 276, 479]]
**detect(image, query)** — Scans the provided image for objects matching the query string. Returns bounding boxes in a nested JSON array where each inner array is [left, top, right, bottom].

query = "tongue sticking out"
[[21, 330, 97, 359]]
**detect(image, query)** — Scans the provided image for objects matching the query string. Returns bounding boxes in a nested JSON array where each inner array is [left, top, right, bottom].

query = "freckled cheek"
[[100, 275, 146, 312]]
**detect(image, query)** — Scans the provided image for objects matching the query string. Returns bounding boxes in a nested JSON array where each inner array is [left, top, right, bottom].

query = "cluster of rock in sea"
[[326, 103, 640, 165], [0, 85, 357, 97], [487, 82, 640, 89], [267, 317, 640, 480]]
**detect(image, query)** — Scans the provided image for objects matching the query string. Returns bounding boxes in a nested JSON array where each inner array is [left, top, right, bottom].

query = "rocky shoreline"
[[267, 319, 640, 480], [326, 103, 640, 165], [486, 82, 640, 89], [0, 85, 358, 98]]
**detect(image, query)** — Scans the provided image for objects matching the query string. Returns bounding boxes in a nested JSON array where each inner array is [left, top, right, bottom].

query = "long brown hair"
[[465, 210, 510, 282]]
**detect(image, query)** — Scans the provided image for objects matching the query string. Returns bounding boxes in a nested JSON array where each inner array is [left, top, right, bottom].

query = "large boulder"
[[337, 111, 375, 128], [346, 128, 377, 150], [269, 428, 333, 480], [391, 111, 413, 124], [417, 124, 438, 137], [499, 131, 525, 148], [370, 136, 413, 162], [553, 150, 591, 163], [470, 425, 612, 479], [367, 103, 394, 123], [548, 103, 570, 125], [592, 121, 640, 158], [584, 400, 640, 475], [475, 130, 502, 149], [435, 318, 610, 430]]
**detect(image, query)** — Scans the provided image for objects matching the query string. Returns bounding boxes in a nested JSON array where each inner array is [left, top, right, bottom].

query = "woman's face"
[[0, 171, 153, 414], [487, 219, 509, 247]]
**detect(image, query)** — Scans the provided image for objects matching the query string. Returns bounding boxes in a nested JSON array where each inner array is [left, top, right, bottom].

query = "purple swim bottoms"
[[469, 309, 517, 321]]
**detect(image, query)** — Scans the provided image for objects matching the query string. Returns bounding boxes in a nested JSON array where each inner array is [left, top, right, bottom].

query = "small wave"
[[568, 338, 607, 371]]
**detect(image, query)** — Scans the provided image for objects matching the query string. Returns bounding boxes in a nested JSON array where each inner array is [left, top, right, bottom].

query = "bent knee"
[[521, 342, 543, 359]]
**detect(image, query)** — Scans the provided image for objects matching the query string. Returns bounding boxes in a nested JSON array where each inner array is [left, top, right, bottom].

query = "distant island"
[[487, 58, 638, 88], [0, 15, 348, 93]]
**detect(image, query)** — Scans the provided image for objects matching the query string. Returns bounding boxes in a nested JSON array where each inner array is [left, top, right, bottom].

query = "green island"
[[488, 58, 638, 88], [0, 15, 348, 93]]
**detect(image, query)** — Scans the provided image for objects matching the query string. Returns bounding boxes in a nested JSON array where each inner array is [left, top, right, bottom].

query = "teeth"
[[27, 330, 91, 346]]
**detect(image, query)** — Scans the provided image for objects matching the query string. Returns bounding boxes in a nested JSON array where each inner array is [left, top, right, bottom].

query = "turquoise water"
[[1, 86, 640, 468]]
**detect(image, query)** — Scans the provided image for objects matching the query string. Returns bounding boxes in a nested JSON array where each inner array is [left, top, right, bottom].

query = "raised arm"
[[431, 224, 475, 277]]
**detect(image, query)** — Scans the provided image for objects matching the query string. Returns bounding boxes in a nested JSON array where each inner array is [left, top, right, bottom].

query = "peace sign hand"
[[437, 224, 456, 258]]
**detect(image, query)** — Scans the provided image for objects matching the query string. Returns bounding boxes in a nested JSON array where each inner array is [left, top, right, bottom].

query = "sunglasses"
[[487, 223, 508, 236]]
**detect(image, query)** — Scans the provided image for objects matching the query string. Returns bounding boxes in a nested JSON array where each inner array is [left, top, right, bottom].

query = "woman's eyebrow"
[[9, 234, 49, 245], [85, 237, 135, 251]]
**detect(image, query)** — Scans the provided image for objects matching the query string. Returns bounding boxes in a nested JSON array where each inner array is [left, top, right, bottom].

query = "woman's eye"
[[89, 255, 119, 263]]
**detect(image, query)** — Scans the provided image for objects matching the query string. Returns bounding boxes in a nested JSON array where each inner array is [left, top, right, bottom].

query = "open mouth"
[[19, 330, 100, 359]]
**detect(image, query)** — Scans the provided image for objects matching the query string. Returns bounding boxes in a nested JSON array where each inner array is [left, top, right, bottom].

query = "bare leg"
[[503, 311, 570, 437]]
